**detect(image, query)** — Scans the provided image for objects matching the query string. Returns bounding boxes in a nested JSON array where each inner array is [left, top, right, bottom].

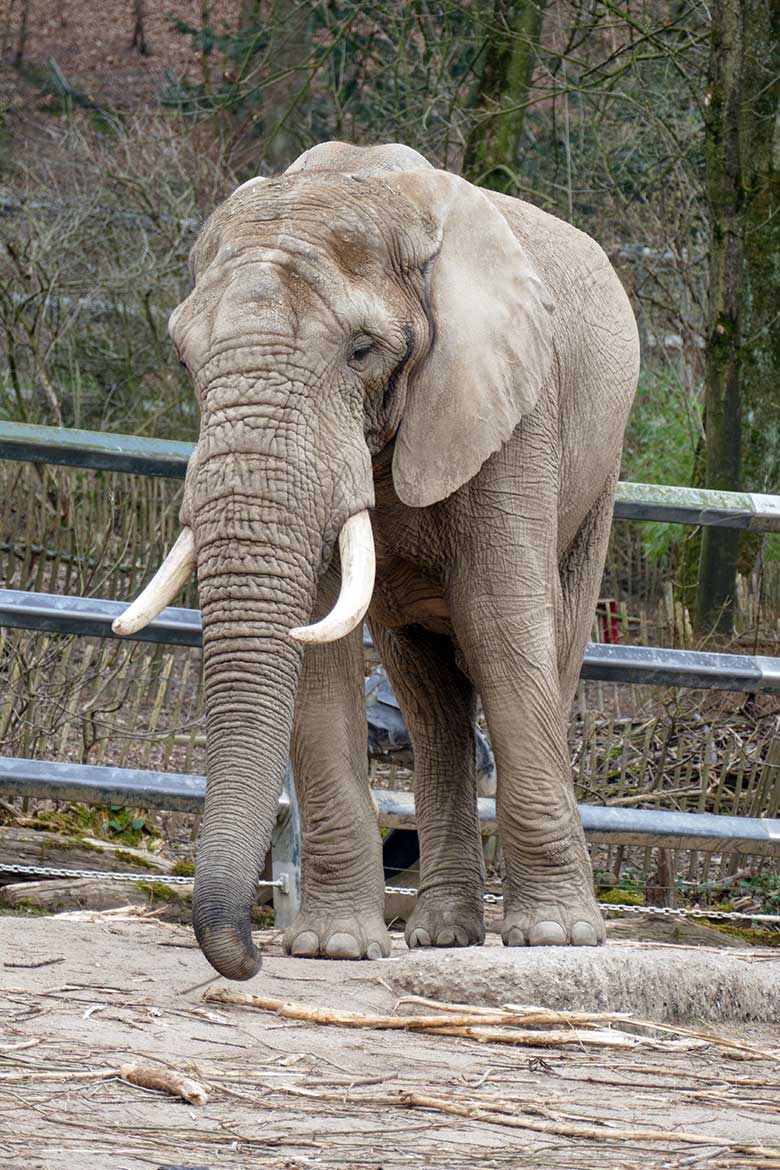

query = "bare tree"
[[130, 0, 149, 56], [462, 0, 546, 194], [694, 0, 780, 633]]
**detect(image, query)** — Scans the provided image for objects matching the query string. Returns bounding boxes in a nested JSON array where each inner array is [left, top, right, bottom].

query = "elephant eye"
[[348, 338, 374, 368]]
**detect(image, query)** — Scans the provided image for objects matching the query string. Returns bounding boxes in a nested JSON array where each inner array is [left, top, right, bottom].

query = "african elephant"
[[115, 141, 640, 980]]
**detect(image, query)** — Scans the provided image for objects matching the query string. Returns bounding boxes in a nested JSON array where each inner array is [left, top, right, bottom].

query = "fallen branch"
[[396, 993, 633, 1024], [205, 989, 628, 1030], [203, 989, 703, 1051], [0, 1062, 207, 1105], [281, 1084, 780, 1156], [401, 1022, 699, 1050], [396, 994, 778, 1061], [119, 1063, 208, 1105], [4, 956, 65, 969]]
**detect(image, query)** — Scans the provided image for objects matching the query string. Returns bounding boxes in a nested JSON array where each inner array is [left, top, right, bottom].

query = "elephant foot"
[[501, 894, 605, 948], [284, 910, 391, 960], [405, 895, 485, 950]]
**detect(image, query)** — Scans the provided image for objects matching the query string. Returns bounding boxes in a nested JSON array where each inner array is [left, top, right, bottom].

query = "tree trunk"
[[462, 0, 546, 194], [694, 0, 744, 635], [130, 0, 148, 55], [695, 1, 780, 634], [258, 0, 313, 171], [739, 3, 780, 500], [13, 0, 29, 66]]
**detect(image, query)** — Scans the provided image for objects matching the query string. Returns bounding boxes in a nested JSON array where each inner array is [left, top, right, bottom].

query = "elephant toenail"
[[528, 921, 567, 946], [366, 941, 383, 960], [571, 921, 600, 946], [504, 926, 528, 947], [324, 932, 361, 959], [435, 928, 456, 947], [290, 930, 319, 957], [407, 928, 432, 949]]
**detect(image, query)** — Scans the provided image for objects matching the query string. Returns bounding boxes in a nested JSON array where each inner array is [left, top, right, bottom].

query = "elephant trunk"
[[191, 520, 316, 980], [190, 502, 375, 978], [110, 387, 376, 980]]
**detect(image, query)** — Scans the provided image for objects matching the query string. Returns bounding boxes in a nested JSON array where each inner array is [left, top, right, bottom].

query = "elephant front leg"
[[285, 573, 390, 960], [371, 622, 486, 949], [453, 586, 604, 949]]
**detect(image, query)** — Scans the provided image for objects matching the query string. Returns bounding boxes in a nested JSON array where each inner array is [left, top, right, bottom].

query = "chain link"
[[385, 886, 780, 924], [0, 862, 283, 889], [1, 863, 777, 922]]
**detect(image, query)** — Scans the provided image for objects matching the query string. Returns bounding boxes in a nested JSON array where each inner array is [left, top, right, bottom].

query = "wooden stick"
[[204, 989, 703, 1050], [205, 988, 639, 1030], [394, 993, 633, 1026], [281, 1084, 780, 1155], [0, 1069, 114, 1083], [119, 1063, 208, 1105], [405, 1023, 701, 1050], [0, 1063, 208, 1105]]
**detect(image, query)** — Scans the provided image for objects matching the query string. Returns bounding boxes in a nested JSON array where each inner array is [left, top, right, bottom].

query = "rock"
[[386, 941, 780, 1023]]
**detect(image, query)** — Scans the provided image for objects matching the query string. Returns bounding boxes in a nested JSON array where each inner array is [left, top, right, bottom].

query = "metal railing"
[[2, 419, 780, 529], [1, 419, 779, 926], [1, 588, 778, 692]]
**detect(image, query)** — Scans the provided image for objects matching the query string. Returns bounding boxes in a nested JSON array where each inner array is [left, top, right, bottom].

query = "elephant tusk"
[[290, 511, 375, 644], [112, 528, 196, 636]]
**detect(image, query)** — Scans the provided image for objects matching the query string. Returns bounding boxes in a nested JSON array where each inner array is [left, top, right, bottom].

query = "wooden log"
[[0, 875, 271, 926], [0, 825, 172, 880], [0, 876, 191, 922]]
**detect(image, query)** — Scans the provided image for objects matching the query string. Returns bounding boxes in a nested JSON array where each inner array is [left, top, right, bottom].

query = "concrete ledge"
[[387, 942, 780, 1024]]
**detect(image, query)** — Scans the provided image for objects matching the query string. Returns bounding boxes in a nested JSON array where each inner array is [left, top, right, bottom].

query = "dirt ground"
[[1, 916, 780, 1170]]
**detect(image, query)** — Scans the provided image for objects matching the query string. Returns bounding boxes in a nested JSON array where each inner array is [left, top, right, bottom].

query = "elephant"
[[114, 141, 640, 980]]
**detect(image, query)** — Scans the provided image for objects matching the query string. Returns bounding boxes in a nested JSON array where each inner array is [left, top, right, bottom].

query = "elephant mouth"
[[111, 509, 376, 645]]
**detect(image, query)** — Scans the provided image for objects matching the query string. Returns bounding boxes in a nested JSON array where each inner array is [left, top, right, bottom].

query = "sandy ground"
[[1, 916, 780, 1170]]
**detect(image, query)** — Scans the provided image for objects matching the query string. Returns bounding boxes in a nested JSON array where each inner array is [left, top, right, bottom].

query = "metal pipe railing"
[[2, 419, 779, 529], [2, 588, 778, 693], [1, 756, 778, 858], [2, 420, 779, 914]]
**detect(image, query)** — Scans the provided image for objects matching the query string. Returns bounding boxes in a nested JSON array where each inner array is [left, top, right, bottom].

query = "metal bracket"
[[270, 768, 301, 928]]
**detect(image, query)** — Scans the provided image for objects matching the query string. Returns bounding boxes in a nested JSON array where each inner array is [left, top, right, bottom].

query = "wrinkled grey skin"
[[171, 142, 640, 980]]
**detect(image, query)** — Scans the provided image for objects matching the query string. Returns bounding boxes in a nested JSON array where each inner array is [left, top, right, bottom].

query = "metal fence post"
[[271, 766, 301, 928]]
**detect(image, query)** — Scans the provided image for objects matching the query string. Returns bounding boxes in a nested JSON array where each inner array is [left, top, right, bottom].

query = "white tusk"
[[290, 511, 375, 644], [112, 528, 196, 636]]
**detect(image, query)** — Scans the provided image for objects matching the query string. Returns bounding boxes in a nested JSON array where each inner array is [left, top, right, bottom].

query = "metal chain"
[[0, 862, 283, 889], [1, 863, 776, 923], [385, 886, 780, 924], [594, 902, 780, 924]]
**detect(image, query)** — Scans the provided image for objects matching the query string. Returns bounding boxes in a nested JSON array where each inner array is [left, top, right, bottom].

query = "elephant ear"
[[386, 169, 555, 508]]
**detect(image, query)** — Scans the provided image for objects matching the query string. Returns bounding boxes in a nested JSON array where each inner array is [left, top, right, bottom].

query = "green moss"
[[41, 835, 102, 853], [171, 859, 195, 876], [114, 849, 157, 870], [136, 880, 186, 904], [707, 923, 780, 948], [0, 902, 51, 917], [251, 904, 275, 927], [598, 888, 646, 906], [25, 803, 162, 850]]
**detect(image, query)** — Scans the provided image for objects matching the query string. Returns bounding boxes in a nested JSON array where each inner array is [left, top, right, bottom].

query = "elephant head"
[[113, 143, 555, 979]]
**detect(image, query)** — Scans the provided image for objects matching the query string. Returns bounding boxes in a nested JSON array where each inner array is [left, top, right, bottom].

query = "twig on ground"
[[279, 1084, 780, 1155], [119, 1062, 208, 1105], [3, 957, 65, 970], [203, 988, 705, 1051]]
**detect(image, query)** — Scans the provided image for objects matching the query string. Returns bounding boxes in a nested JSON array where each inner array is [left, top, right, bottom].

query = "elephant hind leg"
[[557, 465, 621, 714], [369, 620, 486, 950]]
